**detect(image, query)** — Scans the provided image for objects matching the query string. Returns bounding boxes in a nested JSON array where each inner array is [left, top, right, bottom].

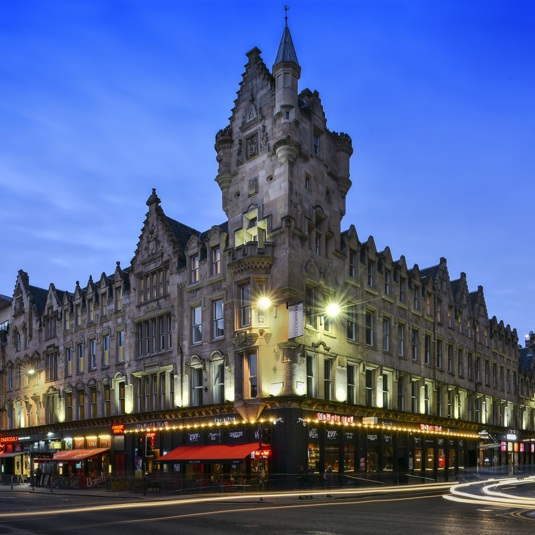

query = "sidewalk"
[[0, 481, 164, 501]]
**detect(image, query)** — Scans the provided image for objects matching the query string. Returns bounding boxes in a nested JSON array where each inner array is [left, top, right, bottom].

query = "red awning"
[[52, 448, 109, 462], [156, 442, 260, 463]]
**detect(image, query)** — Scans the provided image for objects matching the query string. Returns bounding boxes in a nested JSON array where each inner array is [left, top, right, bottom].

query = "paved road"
[[0, 479, 534, 534]]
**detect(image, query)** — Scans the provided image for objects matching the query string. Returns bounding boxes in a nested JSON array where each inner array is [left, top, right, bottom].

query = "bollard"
[[10, 475, 13, 490]]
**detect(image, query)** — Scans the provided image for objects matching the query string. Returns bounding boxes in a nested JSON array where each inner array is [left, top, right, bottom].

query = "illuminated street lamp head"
[[257, 296, 272, 311], [325, 303, 341, 318], [27, 368, 36, 376]]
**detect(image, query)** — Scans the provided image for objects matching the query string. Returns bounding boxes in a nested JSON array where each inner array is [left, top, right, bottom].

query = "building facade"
[[1, 22, 534, 489]]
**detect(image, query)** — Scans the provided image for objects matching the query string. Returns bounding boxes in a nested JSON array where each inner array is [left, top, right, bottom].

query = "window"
[[213, 299, 224, 338], [382, 317, 391, 352], [423, 384, 430, 415], [399, 278, 406, 303], [78, 391, 85, 420], [413, 286, 419, 310], [398, 323, 405, 357], [447, 344, 454, 373], [7, 367, 13, 391], [213, 362, 225, 404], [349, 251, 357, 278], [117, 330, 125, 362], [384, 270, 391, 295], [315, 234, 321, 255], [411, 329, 419, 361], [436, 386, 442, 417], [103, 385, 111, 417], [382, 373, 390, 409], [365, 369, 374, 407], [475, 357, 481, 383], [115, 286, 123, 312], [75, 303, 82, 326], [136, 314, 172, 357], [190, 255, 200, 283], [436, 339, 443, 368], [239, 284, 251, 328], [191, 306, 202, 344], [89, 339, 97, 370], [347, 364, 356, 404], [306, 354, 315, 397], [103, 334, 110, 366], [367, 261, 374, 287], [457, 349, 464, 376], [313, 133, 320, 155], [467, 353, 473, 381], [492, 363, 497, 387], [484, 360, 490, 385], [324, 360, 332, 401], [447, 390, 454, 418], [45, 310, 57, 340], [90, 387, 97, 419], [66, 347, 73, 376], [160, 373, 167, 409], [138, 266, 169, 303], [77, 343, 85, 373], [411, 382, 418, 413], [211, 247, 221, 276], [365, 310, 375, 346], [246, 352, 258, 398], [46, 352, 59, 382], [398, 376, 405, 411], [65, 392, 73, 421], [100, 291, 108, 316], [88, 298, 94, 322], [347, 305, 356, 341], [118, 382, 125, 414]]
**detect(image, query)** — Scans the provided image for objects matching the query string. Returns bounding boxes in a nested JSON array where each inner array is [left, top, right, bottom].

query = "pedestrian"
[[35, 466, 43, 487], [323, 465, 333, 494]]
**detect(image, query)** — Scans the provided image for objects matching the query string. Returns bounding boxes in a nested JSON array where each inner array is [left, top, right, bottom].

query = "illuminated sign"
[[254, 448, 272, 459], [0, 437, 18, 444], [362, 417, 378, 425], [419, 424, 443, 432], [112, 424, 125, 435], [316, 413, 354, 424]]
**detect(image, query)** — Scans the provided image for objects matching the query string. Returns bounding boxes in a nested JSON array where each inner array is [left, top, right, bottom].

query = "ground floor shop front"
[[2, 404, 534, 488]]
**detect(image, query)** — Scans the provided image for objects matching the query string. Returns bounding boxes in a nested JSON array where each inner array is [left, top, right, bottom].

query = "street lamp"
[[325, 302, 341, 318]]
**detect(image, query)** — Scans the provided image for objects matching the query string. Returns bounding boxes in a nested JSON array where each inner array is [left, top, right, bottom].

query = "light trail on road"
[[0, 482, 454, 520], [444, 476, 535, 513]]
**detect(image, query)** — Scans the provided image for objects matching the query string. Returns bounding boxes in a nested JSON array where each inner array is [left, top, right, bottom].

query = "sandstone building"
[[1, 21, 533, 487]]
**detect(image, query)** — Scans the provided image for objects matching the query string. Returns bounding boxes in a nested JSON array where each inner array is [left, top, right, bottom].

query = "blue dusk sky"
[[1, 1, 533, 341]]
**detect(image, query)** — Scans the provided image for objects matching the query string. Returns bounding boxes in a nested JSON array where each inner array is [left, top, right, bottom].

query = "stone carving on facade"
[[146, 224, 161, 255]]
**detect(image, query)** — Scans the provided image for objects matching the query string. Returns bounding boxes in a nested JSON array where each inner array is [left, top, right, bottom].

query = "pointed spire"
[[273, 6, 299, 68]]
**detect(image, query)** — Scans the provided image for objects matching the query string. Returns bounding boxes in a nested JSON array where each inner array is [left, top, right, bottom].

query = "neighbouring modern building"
[[1, 21, 534, 489]]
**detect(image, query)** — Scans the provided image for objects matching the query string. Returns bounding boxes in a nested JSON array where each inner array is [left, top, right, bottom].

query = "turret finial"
[[284, 5, 289, 26]]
